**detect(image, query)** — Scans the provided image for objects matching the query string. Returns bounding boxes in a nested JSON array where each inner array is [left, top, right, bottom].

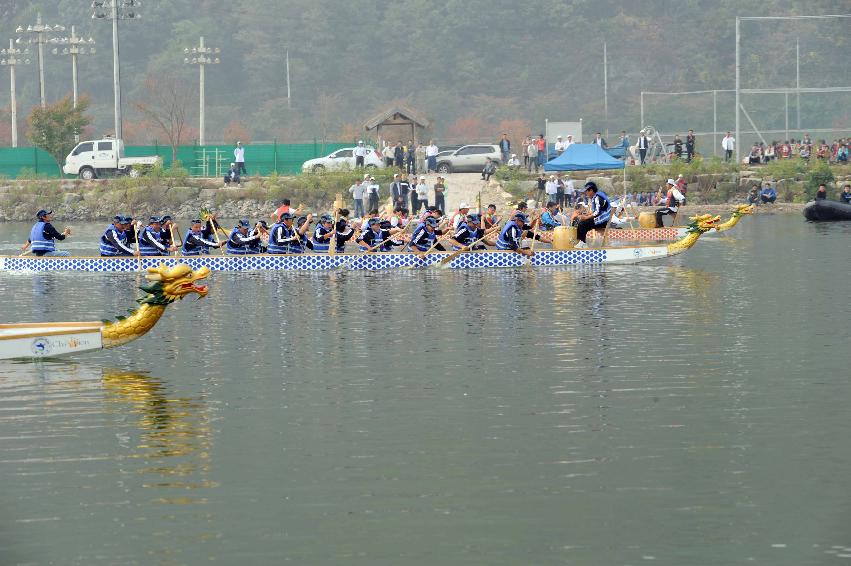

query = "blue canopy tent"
[[544, 143, 624, 171]]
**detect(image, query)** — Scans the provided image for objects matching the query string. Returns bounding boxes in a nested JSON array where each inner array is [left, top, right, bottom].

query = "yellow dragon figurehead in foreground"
[[667, 214, 721, 255], [101, 264, 210, 348], [715, 204, 755, 232]]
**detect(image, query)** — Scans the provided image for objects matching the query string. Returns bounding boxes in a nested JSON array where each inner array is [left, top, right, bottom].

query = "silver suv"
[[435, 144, 502, 174]]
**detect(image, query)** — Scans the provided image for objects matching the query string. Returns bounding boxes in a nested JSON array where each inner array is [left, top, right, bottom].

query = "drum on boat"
[[551, 226, 576, 250]]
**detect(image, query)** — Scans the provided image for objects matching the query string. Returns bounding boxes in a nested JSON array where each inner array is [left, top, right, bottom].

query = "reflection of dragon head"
[[138, 264, 210, 306], [687, 214, 722, 233]]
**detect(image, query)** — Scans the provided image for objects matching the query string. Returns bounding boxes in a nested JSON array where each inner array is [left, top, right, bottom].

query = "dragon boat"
[[0, 264, 209, 360], [592, 204, 754, 242], [0, 215, 720, 274]]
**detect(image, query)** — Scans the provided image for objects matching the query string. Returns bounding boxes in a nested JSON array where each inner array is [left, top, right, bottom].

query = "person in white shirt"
[[452, 202, 471, 230], [349, 179, 367, 218], [553, 136, 567, 155], [594, 133, 607, 148], [565, 176, 576, 205], [234, 141, 246, 175], [507, 154, 521, 168], [722, 132, 735, 162], [545, 175, 558, 205], [382, 142, 394, 167], [565, 135, 575, 148], [425, 140, 439, 173], [416, 176, 430, 212], [655, 179, 685, 227], [354, 140, 368, 168]]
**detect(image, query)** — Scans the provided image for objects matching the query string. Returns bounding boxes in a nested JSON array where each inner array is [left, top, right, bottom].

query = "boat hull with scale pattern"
[[0, 246, 675, 273]]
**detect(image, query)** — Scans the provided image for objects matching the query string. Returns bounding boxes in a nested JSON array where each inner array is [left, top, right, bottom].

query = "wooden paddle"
[[209, 218, 226, 256], [168, 224, 180, 257], [132, 222, 142, 271]]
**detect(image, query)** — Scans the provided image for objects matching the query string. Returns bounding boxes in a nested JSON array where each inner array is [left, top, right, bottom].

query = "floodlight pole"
[[796, 37, 800, 130], [713, 90, 717, 157], [603, 42, 608, 139], [639, 91, 644, 130], [735, 17, 740, 164]]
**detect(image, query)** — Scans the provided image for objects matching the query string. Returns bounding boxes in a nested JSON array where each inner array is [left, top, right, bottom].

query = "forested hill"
[[2, 0, 849, 144]]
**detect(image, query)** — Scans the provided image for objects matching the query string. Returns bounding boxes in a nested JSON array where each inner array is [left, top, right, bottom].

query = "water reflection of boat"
[[0, 264, 209, 361], [102, 370, 215, 496], [0, 216, 721, 273]]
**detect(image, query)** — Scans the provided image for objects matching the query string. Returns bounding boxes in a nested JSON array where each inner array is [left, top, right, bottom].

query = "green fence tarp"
[[0, 142, 351, 179]]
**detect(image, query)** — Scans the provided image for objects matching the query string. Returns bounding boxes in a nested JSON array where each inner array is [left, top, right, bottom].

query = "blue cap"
[[368, 217, 381, 226], [584, 181, 598, 192], [280, 212, 294, 220], [238, 219, 250, 228], [425, 217, 438, 227], [319, 214, 333, 223], [149, 216, 162, 224], [36, 209, 52, 219], [467, 213, 481, 223], [160, 215, 172, 222], [191, 218, 203, 225], [257, 220, 268, 229], [513, 213, 528, 222]]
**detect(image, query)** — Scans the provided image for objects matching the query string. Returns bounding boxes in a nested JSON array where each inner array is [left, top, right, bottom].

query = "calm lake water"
[[0, 215, 849, 565]]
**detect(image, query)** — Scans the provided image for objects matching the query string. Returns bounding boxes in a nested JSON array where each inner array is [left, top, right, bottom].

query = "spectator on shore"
[[565, 134, 575, 149], [354, 140, 368, 168], [416, 176, 429, 212], [535, 134, 546, 168], [382, 141, 395, 167], [618, 131, 629, 149], [686, 130, 696, 162], [760, 182, 777, 205], [349, 179, 366, 218], [406, 140, 417, 175], [522, 135, 532, 168], [507, 154, 521, 168], [234, 141, 246, 176], [553, 135, 567, 156], [224, 163, 241, 186], [673, 134, 683, 159], [815, 184, 828, 200], [390, 173, 406, 209], [544, 175, 557, 205], [764, 143, 776, 162], [394, 141, 404, 169], [565, 175, 576, 206], [748, 144, 762, 165], [594, 132, 607, 148], [780, 141, 792, 159], [637, 130, 651, 165], [367, 176, 380, 211], [747, 185, 759, 205], [555, 174, 566, 208], [535, 173, 546, 204], [433, 175, 447, 212], [526, 139, 539, 172], [841, 184, 851, 204], [838, 144, 849, 163], [426, 140, 439, 173], [722, 132, 735, 162], [481, 158, 497, 181], [499, 133, 511, 163], [800, 143, 811, 161]]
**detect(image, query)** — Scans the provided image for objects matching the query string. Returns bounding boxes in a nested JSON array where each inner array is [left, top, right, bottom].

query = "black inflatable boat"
[[803, 199, 851, 222]]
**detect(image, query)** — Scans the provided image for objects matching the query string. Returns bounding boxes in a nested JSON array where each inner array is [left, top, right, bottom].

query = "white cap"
[[419, 176, 426, 180], [393, 173, 400, 177], [667, 178, 676, 185], [459, 202, 470, 209], [363, 173, 370, 179], [511, 153, 517, 157], [557, 135, 563, 139], [358, 140, 364, 144], [678, 174, 684, 178]]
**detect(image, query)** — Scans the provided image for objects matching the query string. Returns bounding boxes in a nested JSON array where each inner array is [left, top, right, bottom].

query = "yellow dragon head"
[[732, 204, 756, 218], [139, 264, 210, 305], [687, 214, 722, 233]]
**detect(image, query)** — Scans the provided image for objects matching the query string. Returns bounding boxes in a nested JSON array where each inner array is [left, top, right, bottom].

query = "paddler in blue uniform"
[[21, 209, 72, 256], [408, 216, 442, 254], [268, 212, 303, 254], [447, 213, 491, 250], [226, 219, 262, 255], [160, 215, 179, 247], [100, 215, 138, 257], [138, 216, 178, 256], [334, 209, 356, 253], [574, 181, 611, 248], [357, 217, 393, 252], [181, 218, 223, 256], [311, 214, 336, 253], [496, 213, 534, 257]]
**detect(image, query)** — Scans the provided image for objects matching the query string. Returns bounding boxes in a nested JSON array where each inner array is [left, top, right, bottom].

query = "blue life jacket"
[[592, 191, 612, 225], [182, 228, 211, 256], [497, 223, 521, 250], [139, 226, 165, 256], [541, 211, 561, 230], [226, 227, 253, 255], [99, 225, 130, 256], [29, 221, 55, 253], [360, 228, 387, 251], [268, 223, 301, 254], [312, 225, 332, 253], [409, 223, 434, 252]]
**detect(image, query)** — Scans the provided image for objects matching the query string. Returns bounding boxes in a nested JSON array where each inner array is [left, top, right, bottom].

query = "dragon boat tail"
[[0, 264, 209, 360]]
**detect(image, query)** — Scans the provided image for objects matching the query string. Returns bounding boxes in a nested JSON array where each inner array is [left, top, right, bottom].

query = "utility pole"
[[0, 39, 30, 147], [15, 13, 65, 108], [51, 26, 96, 109], [93, 1, 141, 140], [735, 17, 741, 164], [796, 37, 801, 131], [184, 37, 221, 146], [286, 49, 292, 110], [603, 42, 608, 139]]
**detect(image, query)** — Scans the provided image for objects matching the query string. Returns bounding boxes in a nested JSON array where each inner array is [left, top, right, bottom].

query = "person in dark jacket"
[[394, 141, 404, 169]]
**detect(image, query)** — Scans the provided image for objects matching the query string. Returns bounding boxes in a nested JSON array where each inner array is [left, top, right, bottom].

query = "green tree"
[[27, 96, 91, 176]]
